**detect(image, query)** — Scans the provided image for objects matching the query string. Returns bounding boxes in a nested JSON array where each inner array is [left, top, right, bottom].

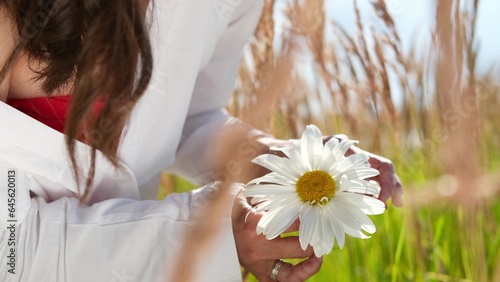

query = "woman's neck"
[[8, 53, 74, 99]]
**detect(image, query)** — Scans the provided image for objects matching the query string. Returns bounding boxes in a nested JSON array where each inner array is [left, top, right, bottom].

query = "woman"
[[0, 0, 403, 281]]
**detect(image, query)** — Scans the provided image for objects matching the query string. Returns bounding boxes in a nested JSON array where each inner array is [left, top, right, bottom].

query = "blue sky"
[[271, 0, 500, 110], [326, 0, 500, 74], [274, 0, 500, 74]]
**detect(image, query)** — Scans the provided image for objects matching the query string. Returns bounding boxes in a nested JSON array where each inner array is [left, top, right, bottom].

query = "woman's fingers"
[[243, 218, 314, 259], [276, 255, 323, 282], [267, 236, 314, 259], [233, 197, 323, 281], [390, 175, 403, 206], [369, 157, 404, 207]]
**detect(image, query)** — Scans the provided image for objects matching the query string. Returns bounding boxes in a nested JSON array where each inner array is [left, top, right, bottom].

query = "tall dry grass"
[[162, 0, 500, 281]]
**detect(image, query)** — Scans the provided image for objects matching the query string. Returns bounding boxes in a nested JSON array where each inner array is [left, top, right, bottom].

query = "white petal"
[[309, 210, 330, 257], [252, 154, 299, 180], [328, 202, 361, 232], [247, 173, 296, 186], [270, 147, 311, 175], [343, 168, 380, 180], [338, 175, 350, 192], [335, 197, 377, 233], [342, 224, 370, 239], [325, 206, 346, 249], [298, 205, 316, 250], [310, 209, 333, 256], [365, 180, 382, 197], [252, 199, 276, 211], [273, 139, 301, 152], [243, 184, 296, 195], [250, 197, 270, 205], [250, 197, 272, 207], [283, 156, 309, 177], [319, 208, 335, 252], [333, 153, 370, 173], [341, 193, 386, 215], [253, 196, 299, 212], [331, 139, 358, 161], [339, 179, 380, 195], [310, 210, 322, 247], [271, 140, 301, 160], [309, 215, 323, 247], [257, 204, 295, 235], [301, 125, 323, 170], [320, 138, 341, 172], [242, 184, 295, 198], [261, 204, 301, 239], [329, 197, 375, 234], [323, 136, 340, 153], [312, 241, 330, 257]]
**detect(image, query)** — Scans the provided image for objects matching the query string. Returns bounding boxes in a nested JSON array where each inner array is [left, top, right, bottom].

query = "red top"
[[7, 95, 72, 133], [7, 95, 103, 134]]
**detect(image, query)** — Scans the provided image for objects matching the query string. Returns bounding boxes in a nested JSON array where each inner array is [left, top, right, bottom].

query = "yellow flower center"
[[296, 170, 336, 205]]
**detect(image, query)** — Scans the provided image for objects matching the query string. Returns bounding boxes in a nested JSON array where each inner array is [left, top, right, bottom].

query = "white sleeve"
[[166, 1, 264, 185], [0, 163, 243, 282]]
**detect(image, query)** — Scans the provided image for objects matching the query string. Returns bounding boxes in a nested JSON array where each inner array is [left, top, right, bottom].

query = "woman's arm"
[[0, 166, 243, 282]]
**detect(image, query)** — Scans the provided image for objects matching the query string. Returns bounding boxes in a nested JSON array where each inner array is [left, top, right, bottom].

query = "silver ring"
[[270, 259, 285, 281]]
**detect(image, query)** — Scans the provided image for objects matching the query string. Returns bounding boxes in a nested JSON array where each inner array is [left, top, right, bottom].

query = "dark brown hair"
[[0, 0, 153, 201]]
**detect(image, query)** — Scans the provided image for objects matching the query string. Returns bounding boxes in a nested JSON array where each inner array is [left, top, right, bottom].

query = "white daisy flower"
[[243, 125, 386, 257]]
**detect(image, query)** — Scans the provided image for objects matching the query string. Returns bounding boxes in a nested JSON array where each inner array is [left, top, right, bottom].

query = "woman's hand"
[[232, 193, 323, 281]]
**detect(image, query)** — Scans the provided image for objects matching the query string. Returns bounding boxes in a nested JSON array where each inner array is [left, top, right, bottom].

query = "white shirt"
[[0, 0, 263, 281]]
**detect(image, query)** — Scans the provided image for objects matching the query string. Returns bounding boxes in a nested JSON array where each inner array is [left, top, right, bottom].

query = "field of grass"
[[161, 0, 500, 281]]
